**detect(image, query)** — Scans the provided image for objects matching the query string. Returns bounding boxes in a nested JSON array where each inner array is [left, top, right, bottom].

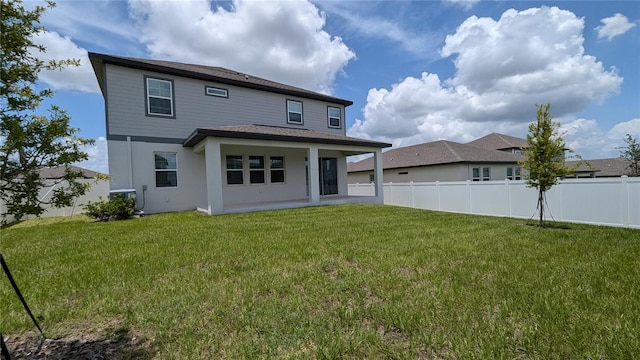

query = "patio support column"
[[204, 138, 224, 215], [308, 146, 320, 204], [374, 149, 384, 204]]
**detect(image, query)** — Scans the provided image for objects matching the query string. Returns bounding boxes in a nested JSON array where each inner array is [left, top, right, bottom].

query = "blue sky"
[[30, 0, 639, 173]]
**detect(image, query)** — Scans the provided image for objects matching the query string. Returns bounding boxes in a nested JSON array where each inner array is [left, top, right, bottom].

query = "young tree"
[[619, 134, 640, 177], [519, 103, 572, 227], [1, 0, 94, 223]]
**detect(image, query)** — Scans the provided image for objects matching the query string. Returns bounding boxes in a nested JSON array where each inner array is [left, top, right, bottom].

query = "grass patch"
[[1, 205, 639, 359]]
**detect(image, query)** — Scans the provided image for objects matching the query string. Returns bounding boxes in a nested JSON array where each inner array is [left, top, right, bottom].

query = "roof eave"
[[88, 52, 353, 106], [183, 128, 391, 148]]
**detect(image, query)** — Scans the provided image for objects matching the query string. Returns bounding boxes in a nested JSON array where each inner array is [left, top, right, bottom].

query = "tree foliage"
[[619, 134, 640, 177], [1, 0, 94, 222], [519, 103, 571, 227]]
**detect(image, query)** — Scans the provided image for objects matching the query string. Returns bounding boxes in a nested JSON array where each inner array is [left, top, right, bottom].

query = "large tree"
[[519, 103, 572, 227], [1, 0, 94, 223], [619, 134, 640, 177]]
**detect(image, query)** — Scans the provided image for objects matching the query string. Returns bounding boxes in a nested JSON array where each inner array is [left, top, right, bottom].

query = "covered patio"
[[183, 125, 391, 215]]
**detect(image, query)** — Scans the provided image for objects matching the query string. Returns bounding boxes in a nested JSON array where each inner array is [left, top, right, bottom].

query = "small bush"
[[83, 195, 136, 221]]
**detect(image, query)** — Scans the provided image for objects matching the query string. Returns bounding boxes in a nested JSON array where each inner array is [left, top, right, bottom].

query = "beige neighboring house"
[[566, 158, 633, 178], [465, 133, 528, 154], [0, 165, 109, 222], [348, 135, 523, 184], [348, 132, 634, 184]]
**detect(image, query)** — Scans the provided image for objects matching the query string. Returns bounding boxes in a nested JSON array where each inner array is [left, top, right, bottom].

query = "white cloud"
[[561, 118, 640, 159], [76, 136, 109, 174], [32, 31, 99, 93], [609, 118, 640, 138], [349, 6, 623, 152], [596, 13, 636, 41], [443, 0, 480, 11], [127, 0, 355, 94]]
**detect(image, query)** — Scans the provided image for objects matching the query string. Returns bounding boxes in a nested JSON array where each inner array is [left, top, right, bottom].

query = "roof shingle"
[[466, 133, 528, 151], [184, 124, 391, 149], [347, 140, 521, 172]]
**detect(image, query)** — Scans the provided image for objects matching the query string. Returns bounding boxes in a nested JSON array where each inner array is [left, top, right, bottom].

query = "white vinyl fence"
[[349, 176, 640, 229], [1, 178, 109, 224]]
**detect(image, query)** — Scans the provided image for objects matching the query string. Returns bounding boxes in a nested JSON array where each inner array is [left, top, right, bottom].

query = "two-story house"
[[88, 53, 390, 215]]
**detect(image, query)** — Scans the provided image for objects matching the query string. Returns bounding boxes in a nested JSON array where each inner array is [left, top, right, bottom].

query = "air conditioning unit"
[[109, 189, 136, 200], [109, 189, 144, 216]]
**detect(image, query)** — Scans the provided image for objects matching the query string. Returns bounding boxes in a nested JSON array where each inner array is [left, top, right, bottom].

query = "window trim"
[[472, 167, 491, 181], [145, 76, 175, 118], [205, 86, 228, 98], [249, 155, 266, 184], [482, 167, 491, 181], [507, 166, 522, 180], [472, 167, 480, 181], [269, 156, 286, 184], [226, 155, 244, 185], [154, 152, 178, 188], [327, 106, 342, 129], [286, 99, 304, 125]]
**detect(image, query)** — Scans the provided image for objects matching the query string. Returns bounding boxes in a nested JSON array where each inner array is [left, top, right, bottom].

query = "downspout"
[[127, 136, 133, 188]]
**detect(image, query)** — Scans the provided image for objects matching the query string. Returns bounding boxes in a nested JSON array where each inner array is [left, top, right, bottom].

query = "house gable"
[[92, 60, 352, 142]]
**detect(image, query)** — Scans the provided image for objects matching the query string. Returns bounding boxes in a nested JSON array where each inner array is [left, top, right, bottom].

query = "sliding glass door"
[[319, 157, 338, 195]]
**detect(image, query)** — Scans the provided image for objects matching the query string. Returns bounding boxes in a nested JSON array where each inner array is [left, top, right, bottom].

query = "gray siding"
[[105, 64, 346, 140]]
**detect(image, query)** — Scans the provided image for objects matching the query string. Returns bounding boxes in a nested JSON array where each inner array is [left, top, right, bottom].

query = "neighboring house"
[[0, 165, 109, 222], [348, 131, 632, 184], [465, 133, 528, 154], [566, 158, 633, 178], [347, 138, 523, 184], [88, 53, 390, 215]]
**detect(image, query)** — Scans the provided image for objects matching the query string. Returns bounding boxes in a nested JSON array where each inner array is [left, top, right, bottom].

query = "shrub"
[[83, 195, 135, 221]]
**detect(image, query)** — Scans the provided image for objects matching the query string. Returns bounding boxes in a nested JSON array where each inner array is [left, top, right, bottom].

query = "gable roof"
[[348, 140, 521, 173], [466, 133, 528, 151], [566, 157, 632, 177], [38, 165, 102, 179], [184, 124, 391, 149], [88, 52, 353, 106]]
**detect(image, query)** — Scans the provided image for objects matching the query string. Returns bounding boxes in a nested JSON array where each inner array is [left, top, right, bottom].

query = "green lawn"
[[1, 204, 639, 359]]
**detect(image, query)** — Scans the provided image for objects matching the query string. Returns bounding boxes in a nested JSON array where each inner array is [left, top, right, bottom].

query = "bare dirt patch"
[[3, 322, 153, 360]]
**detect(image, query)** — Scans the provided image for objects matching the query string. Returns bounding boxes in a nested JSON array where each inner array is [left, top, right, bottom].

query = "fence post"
[[506, 179, 511, 217], [557, 177, 563, 222], [410, 181, 415, 208], [621, 176, 629, 228], [466, 180, 471, 213], [436, 181, 441, 210], [389, 182, 393, 205]]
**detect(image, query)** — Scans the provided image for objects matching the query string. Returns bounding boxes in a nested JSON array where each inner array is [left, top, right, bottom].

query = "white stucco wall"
[[108, 139, 208, 214], [221, 145, 309, 205], [108, 139, 352, 214], [349, 163, 521, 184]]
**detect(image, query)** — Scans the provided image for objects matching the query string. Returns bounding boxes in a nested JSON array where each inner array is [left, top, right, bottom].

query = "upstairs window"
[[146, 77, 174, 117], [205, 86, 228, 98], [328, 106, 341, 128], [287, 100, 303, 124], [154, 153, 177, 187]]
